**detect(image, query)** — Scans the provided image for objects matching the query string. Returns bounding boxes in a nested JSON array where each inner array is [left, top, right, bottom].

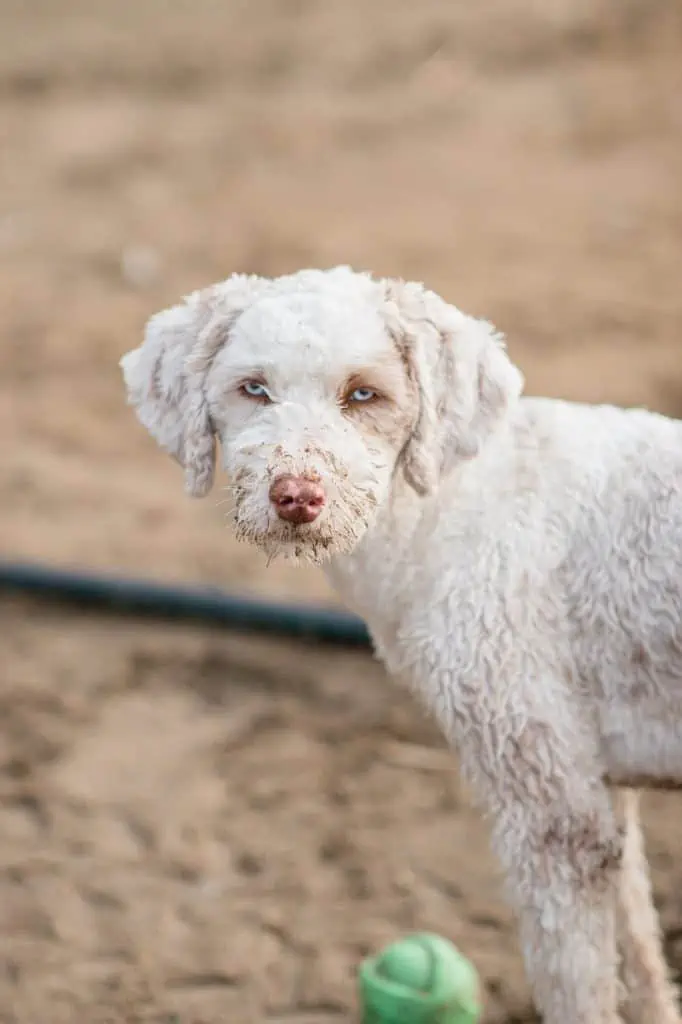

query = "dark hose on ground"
[[0, 560, 372, 648]]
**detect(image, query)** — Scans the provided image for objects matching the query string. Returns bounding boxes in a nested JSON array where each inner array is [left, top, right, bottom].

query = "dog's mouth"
[[229, 489, 377, 565], [225, 457, 384, 564], [233, 508, 340, 565]]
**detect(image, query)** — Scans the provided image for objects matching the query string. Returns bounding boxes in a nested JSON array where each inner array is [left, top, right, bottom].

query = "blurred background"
[[1, 0, 681, 1021]]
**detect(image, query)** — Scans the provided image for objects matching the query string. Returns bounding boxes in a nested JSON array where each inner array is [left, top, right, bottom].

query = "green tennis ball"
[[359, 933, 481, 1024]]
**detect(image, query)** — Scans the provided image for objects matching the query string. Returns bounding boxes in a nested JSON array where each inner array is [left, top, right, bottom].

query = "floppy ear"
[[382, 278, 524, 496], [120, 274, 268, 497]]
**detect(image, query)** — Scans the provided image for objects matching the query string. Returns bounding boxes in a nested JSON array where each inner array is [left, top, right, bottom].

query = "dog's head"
[[121, 266, 523, 563]]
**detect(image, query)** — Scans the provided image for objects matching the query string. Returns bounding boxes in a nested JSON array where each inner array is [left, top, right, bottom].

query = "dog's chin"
[[232, 509, 372, 566]]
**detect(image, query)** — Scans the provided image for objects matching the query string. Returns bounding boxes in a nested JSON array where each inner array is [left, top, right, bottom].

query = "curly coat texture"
[[121, 266, 682, 1024]]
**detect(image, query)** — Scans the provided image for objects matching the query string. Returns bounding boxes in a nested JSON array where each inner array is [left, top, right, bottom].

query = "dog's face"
[[121, 267, 523, 564], [208, 287, 420, 561]]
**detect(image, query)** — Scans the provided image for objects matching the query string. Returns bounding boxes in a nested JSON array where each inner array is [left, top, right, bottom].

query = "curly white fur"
[[121, 265, 682, 1024]]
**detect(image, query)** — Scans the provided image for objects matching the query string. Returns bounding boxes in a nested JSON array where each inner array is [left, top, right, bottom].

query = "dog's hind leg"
[[615, 788, 680, 1024]]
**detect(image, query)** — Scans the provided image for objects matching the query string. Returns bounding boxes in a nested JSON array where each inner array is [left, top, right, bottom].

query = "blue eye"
[[349, 387, 376, 403], [241, 381, 270, 400]]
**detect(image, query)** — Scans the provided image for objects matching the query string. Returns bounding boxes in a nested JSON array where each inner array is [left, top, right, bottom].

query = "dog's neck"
[[323, 474, 431, 629], [323, 413, 521, 633]]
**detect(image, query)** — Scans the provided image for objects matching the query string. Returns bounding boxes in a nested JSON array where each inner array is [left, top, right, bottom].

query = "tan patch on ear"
[[388, 326, 441, 496]]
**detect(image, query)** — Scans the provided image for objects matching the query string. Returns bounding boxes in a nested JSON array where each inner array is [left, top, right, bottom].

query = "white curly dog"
[[121, 266, 682, 1024]]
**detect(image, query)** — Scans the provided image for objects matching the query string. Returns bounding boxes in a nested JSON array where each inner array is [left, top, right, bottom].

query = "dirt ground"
[[1, 1, 682, 1020]]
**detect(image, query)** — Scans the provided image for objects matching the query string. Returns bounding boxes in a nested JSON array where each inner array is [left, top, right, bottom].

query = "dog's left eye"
[[240, 381, 271, 400], [348, 387, 376, 403]]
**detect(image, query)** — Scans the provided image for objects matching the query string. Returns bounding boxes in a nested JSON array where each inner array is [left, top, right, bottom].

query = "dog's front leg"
[[501, 800, 624, 1024], [439, 678, 625, 1024]]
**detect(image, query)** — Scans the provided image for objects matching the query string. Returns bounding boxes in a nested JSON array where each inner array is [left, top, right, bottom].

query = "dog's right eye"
[[240, 381, 271, 401]]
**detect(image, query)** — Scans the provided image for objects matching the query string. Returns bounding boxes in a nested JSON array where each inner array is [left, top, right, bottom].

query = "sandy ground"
[[1, 0, 682, 1020]]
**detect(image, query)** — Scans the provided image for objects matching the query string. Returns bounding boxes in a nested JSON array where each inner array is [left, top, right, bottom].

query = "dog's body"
[[122, 266, 682, 1023], [330, 395, 682, 792]]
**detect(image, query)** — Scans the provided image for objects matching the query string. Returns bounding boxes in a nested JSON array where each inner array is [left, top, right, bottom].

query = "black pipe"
[[0, 560, 371, 648]]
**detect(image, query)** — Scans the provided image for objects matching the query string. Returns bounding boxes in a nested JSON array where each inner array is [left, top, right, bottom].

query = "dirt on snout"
[[1, 0, 682, 1021]]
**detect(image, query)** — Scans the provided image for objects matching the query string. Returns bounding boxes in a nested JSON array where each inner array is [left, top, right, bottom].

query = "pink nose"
[[269, 474, 326, 524]]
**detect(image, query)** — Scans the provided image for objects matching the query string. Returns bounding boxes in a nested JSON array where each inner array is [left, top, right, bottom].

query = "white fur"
[[122, 266, 682, 1024]]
